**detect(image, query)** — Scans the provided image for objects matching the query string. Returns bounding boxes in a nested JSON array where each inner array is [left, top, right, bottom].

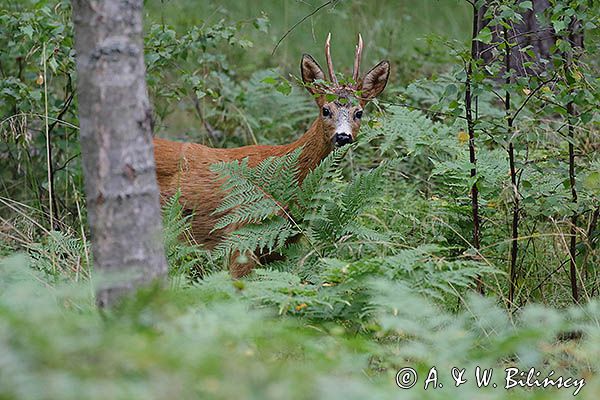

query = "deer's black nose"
[[334, 132, 353, 146]]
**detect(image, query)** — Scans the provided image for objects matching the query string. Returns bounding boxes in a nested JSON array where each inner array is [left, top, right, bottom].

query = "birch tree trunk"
[[72, 0, 167, 307]]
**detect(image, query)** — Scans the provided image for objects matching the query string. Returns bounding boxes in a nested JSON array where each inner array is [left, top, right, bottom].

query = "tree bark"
[[72, 0, 168, 307], [563, 15, 585, 303], [567, 100, 579, 302], [478, 0, 584, 76], [504, 24, 519, 309], [466, 2, 483, 294]]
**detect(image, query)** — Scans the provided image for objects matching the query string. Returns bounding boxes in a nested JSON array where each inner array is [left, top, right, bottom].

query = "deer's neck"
[[284, 118, 333, 183]]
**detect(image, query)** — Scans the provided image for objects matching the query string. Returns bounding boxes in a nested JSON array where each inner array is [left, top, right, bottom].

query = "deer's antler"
[[352, 33, 363, 82], [325, 32, 338, 85]]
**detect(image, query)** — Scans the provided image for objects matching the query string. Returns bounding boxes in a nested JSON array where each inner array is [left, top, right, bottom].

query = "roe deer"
[[154, 34, 390, 277]]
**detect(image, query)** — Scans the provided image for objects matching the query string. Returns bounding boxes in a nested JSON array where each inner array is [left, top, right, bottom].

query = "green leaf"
[[475, 27, 493, 44], [443, 83, 457, 97], [253, 14, 270, 33], [20, 25, 34, 39], [276, 82, 292, 96], [584, 172, 600, 194], [580, 111, 592, 124], [325, 93, 337, 102], [48, 56, 59, 72], [519, 1, 533, 10], [552, 19, 568, 33], [195, 89, 206, 99], [261, 76, 277, 85]]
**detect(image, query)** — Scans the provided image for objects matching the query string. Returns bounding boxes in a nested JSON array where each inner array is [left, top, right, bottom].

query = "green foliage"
[[205, 118, 498, 321], [214, 218, 296, 260], [144, 17, 264, 138], [370, 278, 600, 393], [244, 70, 314, 142], [27, 229, 90, 279], [304, 159, 393, 244], [0, 1, 81, 223], [211, 149, 301, 228], [161, 191, 215, 277], [1, 1, 599, 398], [0, 1, 74, 114], [2, 253, 600, 399], [208, 140, 399, 264]]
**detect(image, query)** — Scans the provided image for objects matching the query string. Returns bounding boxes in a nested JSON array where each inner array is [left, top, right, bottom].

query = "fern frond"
[[161, 191, 216, 276], [213, 217, 297, 258], [308, 160, 393, 243], [209, 150, 304, 258], [298, 146, 348, 209], [213, 198, 281, 230]]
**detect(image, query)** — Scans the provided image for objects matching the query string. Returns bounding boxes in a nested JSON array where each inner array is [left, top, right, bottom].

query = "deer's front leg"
[[229, 250, 259, 278]]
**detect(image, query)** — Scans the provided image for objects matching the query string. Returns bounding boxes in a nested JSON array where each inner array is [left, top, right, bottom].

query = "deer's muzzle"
[[334, 132, 353, 146]]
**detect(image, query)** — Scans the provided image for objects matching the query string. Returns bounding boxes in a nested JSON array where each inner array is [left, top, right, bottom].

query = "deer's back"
[[153, 137, 288, 248]]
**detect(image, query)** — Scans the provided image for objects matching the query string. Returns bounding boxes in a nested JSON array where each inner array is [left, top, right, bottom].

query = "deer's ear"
[[301, 54, 325, 97], [359, 60, 390, 104]]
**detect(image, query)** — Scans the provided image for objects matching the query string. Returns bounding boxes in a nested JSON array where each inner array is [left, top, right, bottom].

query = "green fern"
[[209, 141, 398, 265], [296, 146, 349, 211], [305, 159, 395, 244], [212, 217, 297, 259], [161, 191, 215, 276], [28, 230, 90, 279], [210, 148, 301, 230]]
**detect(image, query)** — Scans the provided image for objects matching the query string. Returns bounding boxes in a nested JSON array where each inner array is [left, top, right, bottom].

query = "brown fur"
[[154, 119, 333, 277], [154, 40, 389, 278]]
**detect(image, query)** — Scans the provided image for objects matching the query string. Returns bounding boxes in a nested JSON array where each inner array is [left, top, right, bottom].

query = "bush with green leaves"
[[0, 1, 80, 226], [1, 1, 599, 399]]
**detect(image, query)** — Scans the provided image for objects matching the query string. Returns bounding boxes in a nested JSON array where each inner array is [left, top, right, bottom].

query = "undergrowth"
[[1, 1, 599, 399], [2, 103, 598, 399]]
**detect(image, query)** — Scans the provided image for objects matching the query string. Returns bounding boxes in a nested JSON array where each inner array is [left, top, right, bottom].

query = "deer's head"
[[301, 33, 389, 147]]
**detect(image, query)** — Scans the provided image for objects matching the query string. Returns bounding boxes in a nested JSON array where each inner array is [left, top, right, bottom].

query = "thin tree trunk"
[[72, 0, 168, 307], [585, 207, 599, 295], [466, 1, 483, 294], [504, 25, 519, 308], [564, 14, 584, 303], [566, 77, 579, 304], [568, 137, 579, 301]]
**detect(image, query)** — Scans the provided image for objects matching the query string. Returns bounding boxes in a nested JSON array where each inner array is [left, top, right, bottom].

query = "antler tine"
[[325, 32, 338, 85], [352, 33, 363, 82]]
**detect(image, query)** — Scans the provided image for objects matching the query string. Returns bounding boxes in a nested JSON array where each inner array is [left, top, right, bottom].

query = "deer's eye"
[[322, 107, 331, 117], [355, 110, 363, 119]]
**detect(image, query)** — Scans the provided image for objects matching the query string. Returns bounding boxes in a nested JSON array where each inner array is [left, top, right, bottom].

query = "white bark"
[[72, 0, 167, 306]]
